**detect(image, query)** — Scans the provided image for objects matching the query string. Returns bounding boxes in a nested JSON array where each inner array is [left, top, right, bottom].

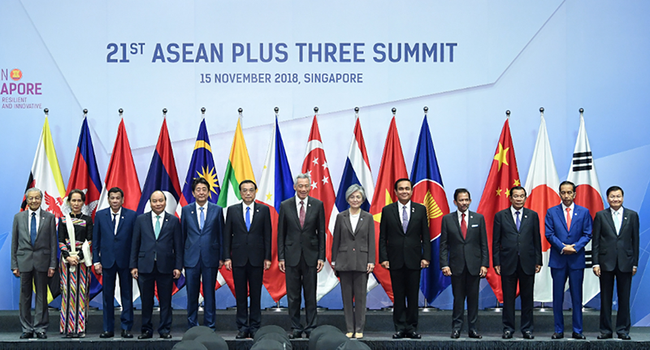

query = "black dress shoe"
[[393, 331, 405, 339], [288, 330, 302, 339], [502, 330, 513, 339], [597, 333, 612, 339], [523, 331, 534, 339], [160, 333, 172, 339], [572, 332, 586, 339], [618, 333, 631, 340], [100, 331, 114, 338], [551, 332, 564, 339], [35, 332, 47, 339], [406, 331, 421, 339], [138, 332, 153, 339], [450, 330, 460, 339], [236, 331, 249, 339], [121, 329, 133, 338], [20, 332, 33, 339], [468, 330, 482, 339]]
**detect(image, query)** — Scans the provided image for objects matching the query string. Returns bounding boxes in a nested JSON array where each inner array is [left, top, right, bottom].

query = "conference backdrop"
[[2, 1, 649, 325]]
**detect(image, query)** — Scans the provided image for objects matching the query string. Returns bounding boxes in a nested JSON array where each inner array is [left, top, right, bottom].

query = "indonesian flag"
[[524, 113, 561, 303], [21, 116, 67, 303], [301, 116, 339, 301], [369, 116, 409, 302], [476, 119, 521, 303], [217, 117, 256, 296], [256, 117, 294, 302], [567, 111, 603, 304], [96, 118, 142, 304]]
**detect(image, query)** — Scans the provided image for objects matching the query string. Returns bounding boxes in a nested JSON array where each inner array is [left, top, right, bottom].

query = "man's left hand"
[[479, 266, 487, 278], [264, 260, 271, 270], [48, 268, 55, 278], [316, 260, 324, 273], [173, 269, 181, 279], [420, 259, 429, 269]]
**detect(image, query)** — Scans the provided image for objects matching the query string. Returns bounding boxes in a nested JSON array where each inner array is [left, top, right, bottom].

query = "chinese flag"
[[476, 119, 521, 303]]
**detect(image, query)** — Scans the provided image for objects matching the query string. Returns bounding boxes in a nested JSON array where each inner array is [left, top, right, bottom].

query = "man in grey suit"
[[592, 186, 639, 340], [11, 188, 57, 339], [277, 173, 325, 339]]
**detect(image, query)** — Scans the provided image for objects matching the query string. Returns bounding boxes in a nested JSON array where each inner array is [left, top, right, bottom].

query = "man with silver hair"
[[277, 173, 326, 339], [11, 188, 57, 339]]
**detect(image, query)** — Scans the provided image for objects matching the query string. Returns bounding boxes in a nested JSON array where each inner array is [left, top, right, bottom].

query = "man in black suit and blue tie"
[[93, 187, 137, 338], [180, 177, 224, 330], [592, 186, 639, 340], [130, 190, 182, 339], [493, 186, 542, 339], [440, 188, 489, 339], [223, 180, 272, 339]]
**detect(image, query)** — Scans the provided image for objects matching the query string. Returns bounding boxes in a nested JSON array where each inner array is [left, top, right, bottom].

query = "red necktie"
[[566, 207, 572, 231], [461, 213, 467, 239], [299, 200, 305, 228]]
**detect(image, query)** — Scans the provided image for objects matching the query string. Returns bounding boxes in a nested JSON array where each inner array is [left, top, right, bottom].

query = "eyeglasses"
[[27, 197, 42, 202]]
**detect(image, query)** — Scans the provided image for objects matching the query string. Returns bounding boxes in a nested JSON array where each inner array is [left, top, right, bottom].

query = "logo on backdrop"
[[1, 68, 43, 110]]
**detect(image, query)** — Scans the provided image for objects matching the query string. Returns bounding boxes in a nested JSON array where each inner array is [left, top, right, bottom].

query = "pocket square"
[[471, 224, 479, 228]]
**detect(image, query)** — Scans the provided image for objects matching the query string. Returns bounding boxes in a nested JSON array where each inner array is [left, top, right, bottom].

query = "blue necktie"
[[199, 207, 205, 231], [402, 206, 409, 233], [515, 211, 521, 231], [245, 206, 251, 231], [30, 212, 37, 246], [155, 215, 161, 239]]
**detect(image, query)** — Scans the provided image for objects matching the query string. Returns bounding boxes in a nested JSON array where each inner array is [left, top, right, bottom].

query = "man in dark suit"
[[223, 180, 272, 339], [545, 180, 592, 340], [592, 186, 639, 340], [379, 178, 431, 340], [181, 178, 224, 330], [440, 188, 489, 339], [493, 186, 542, 339], [11, 188, 57, 339], [277, 173, 325, 339], [93, 187, 137, 338], [130, 190, 182, 339]]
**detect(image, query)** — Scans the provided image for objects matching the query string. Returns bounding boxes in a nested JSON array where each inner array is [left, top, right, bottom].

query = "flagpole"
[[392, 107, 396, 116], [83, 108, 88, 118], [44, 108, 48, 117], [201, 107, 206, 119], [118, 108, 123, 118], [162, 108, 167, 119], [354, 106, 359, 121]]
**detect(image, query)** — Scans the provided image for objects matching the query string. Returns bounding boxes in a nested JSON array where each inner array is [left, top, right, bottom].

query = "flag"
[[369, 116, 409, 302], [301, 116, 339, 300], [476, 119, 521, 303], [410, 115, 451, 303], [256, 117, 294, 302], [567, 112, 604, 304], [65, 117, 103, 299], [136, 118, 185, 295], [179, 119, 220, 207], [21, 116, 66, 303], [217, 117, 256, 295], [334, 117, 379, 293], [524, 113, 561, 302], [96, 118, 141, 305]]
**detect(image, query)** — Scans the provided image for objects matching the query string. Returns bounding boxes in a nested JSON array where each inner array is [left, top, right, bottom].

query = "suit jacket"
[[545, 203, 592, 270], [277, 196, 325, 267], [592, 207, 639, 273], [331, 209, 376, 272], [379, 202, 431, 270], [11, 210, 57, 272], [181, 202, 224, 268], [492, 207, 542, 276], [130, 211, 183, 274], [439, 210, 489, 276], [92, 207, 137, 269], [223, 202, 272, 267]]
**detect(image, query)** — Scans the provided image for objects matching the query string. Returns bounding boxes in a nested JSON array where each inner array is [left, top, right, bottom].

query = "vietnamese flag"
[[476, 119, 521, 303]]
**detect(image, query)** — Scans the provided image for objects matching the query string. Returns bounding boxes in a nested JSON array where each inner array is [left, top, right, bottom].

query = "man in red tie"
[[440, 188, 489, 339], [545, 181, 592, 340]]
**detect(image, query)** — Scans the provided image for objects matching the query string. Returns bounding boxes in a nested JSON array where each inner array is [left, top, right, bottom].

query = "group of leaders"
[[11, 175, 638, 341]]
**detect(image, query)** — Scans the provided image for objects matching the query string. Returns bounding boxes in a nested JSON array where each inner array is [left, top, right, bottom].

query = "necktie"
[[614, 211, 621, 235], [245, 206, 251, 231], [299, 201, 305, 228], [199, 207, 205, 230], [155, 215, 161, 239], [402, 205, 409, 233], [461, 213, 467, 239], [515, 211, 521, 231], [30, 212, 37, 246], [112, 213, 118, 235], [566, 207, 572, 231]]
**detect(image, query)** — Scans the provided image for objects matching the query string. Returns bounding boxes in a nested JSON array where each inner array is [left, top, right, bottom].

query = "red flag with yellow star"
[[370, 116, 409, 302], [476, 119, 520, 303]]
